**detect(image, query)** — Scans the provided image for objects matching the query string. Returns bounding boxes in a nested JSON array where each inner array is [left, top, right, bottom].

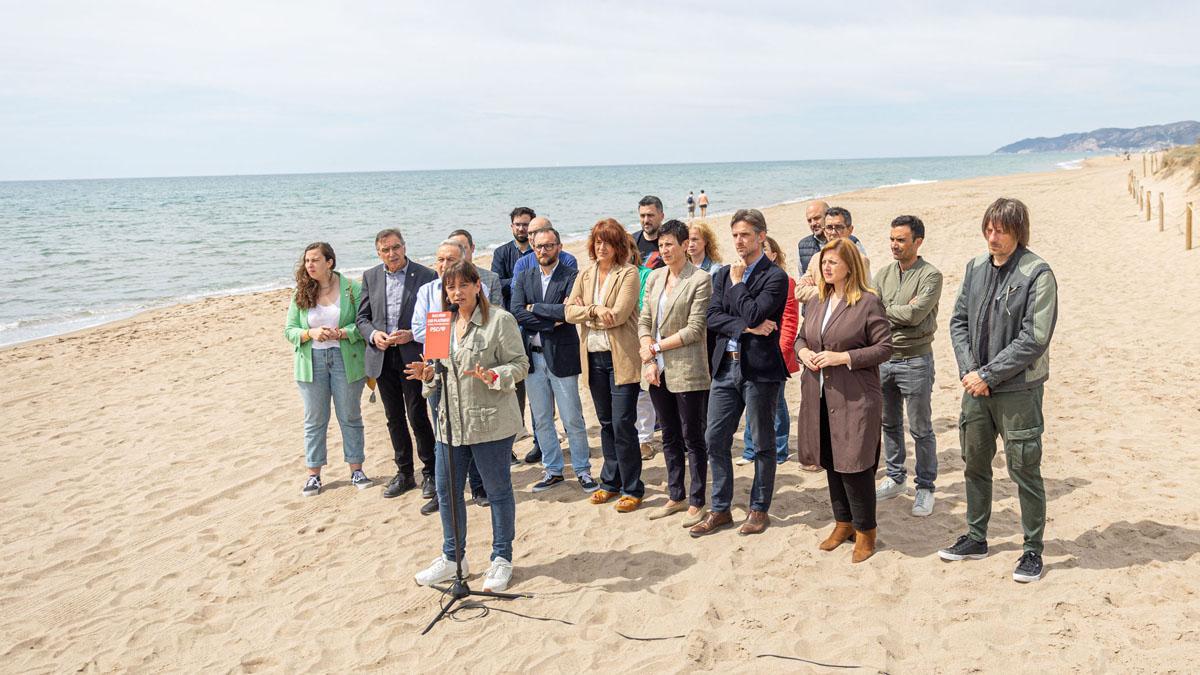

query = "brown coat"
[[794, 291, 893, 473], [564, 263, 641, 386]]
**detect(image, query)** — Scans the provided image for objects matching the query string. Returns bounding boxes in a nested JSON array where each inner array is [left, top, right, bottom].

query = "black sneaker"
[[473, 491, 490, 508], [302, 475, 321, 497], [1013, 551, 1044, 583], [938, 534, 989, 561], [382, 473, 416, 499], [524, 447, 543, 464], [420, 475, 436, 499], [509, 453, 521, 466], [419, 497, 439, 515], [531, 472, 564, 492], [578, 473, 599, 493], [351, 470, 374, 490]]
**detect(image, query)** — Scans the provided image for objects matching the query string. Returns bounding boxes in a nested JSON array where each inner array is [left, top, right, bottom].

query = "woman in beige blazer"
[[637, 220, 713, 525], [795, 238, 893, 563], [565, 218, 644, 512]]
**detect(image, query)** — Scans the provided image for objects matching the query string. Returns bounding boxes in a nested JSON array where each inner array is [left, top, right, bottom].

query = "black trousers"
[[378, 348, 436, 478], [587, 351, 643, 498], [820, 396, 878, 531], [648, 382, 708, 507]]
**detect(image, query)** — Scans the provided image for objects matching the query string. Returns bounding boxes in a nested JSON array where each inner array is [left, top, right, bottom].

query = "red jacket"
[[779, 277, 800, 373]]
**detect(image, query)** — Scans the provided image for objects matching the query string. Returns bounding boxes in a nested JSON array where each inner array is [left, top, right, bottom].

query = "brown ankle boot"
[[851, 528, 877, 563], [819, 522, 856, 551]]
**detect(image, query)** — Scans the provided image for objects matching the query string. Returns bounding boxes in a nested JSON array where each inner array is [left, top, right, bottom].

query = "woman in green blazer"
[[284, 242, 372, 497]]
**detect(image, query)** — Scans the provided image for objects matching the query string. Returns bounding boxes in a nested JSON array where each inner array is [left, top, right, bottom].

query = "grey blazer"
[[637, 262, 713, 392], [356, 260, 437, 378]]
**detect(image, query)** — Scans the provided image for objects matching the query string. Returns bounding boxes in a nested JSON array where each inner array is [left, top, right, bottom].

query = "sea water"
[[1, 152, 1087, 346]]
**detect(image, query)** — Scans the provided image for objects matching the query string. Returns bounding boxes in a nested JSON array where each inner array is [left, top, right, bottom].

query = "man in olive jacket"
[[939, 198, 1058, 584]]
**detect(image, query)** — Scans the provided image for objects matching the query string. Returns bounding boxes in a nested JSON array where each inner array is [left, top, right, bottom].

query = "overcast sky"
[[2, 1, 1198, 180]]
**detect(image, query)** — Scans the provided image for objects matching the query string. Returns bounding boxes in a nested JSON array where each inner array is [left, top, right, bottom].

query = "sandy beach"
[[2, 157, 1198, 673]]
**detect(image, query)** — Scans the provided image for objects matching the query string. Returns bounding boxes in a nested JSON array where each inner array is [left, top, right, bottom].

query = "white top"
[[307, 298, 341, 350], [819, 297, 837, 389], [586, 269, 615, 353]]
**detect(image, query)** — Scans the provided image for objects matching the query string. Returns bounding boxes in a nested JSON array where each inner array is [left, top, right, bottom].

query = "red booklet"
[[424, 311, 453, 359]]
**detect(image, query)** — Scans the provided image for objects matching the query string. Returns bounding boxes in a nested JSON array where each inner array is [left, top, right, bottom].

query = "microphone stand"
[[421, 310, 526, 635]]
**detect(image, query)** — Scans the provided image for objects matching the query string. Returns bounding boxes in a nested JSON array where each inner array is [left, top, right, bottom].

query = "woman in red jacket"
[[738, 236, 800, 465]]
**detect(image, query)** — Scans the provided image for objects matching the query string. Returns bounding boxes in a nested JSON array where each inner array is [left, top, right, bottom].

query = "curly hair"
[[293, 242, 336, 310], [586, 218, 635, 265], [689, 222, 722, 264]]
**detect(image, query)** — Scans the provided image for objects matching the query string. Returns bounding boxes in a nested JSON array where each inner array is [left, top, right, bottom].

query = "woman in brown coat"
[[795, 238, 893, 562], [565, 218, 644, 512]]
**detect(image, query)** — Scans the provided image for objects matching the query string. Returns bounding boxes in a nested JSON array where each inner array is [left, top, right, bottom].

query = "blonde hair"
[[689, 223, 723, 264], [816, 238, 874, 306], [764, 235, 787, 270]]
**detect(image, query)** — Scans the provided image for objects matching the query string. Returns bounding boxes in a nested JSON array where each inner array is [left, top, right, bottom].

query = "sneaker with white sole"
[[938, 534, 989, 561], [911, 488, 934, 517], [876, 475, 906, 500], [735, 456, 753, 466], [301, 475, 321, 497], [351, 469, 374, 490], [414, 555, 466, 586], [482, 557, 513, 592], [531, 472, 564, 492], [578, 473, 599, 493], [1013, 551, 1043, 583]]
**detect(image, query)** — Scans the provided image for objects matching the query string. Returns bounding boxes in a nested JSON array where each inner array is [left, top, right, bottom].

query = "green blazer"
[[284, 273, 366, 383]]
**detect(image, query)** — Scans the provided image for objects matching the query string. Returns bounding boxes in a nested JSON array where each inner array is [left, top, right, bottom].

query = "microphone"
[[447, 302, 460, 313]]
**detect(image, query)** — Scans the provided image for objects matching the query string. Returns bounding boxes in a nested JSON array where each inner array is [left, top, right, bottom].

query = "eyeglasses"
[[533, 243, 559, 251], [823, 224, 849, 233], [378, 244, 404, 254]]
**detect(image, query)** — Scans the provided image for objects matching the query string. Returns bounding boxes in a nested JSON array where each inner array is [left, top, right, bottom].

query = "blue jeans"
[[428, 387, 485, 495], [297, 347, 365, 468], [587, 351, 643, 498], [526, 352, 592, 477], [706, 356, 782, 513], [436, 435, 516, 562], [742, 392, 790, 463], [881, 352, 937, 490]]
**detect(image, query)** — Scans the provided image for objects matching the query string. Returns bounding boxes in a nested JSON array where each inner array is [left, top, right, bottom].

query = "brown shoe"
[[800, 464, 822, 473], [738, 510, 770, 535], [851, 527, 877, 563], [589, 489, 617, 505], [688, 510, 734, 538], [819, 522, 856, 551], [640, 442, 657, 460]]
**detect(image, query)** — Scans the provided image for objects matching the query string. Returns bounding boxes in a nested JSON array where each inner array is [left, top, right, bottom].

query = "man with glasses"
[[796, 206, 870, 304], [511, 227, 598, 494], [357, 229, 438, 502]]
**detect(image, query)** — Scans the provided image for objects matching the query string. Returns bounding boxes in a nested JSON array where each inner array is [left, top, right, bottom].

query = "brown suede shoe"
[[688, 510, 734, 538], [851, 527, 877, 563], [819, 522, 856, 551], [589, 489, 617, 505], [738, 510, 770, 536]]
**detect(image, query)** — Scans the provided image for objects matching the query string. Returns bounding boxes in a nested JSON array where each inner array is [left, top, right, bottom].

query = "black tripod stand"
[[421, 354, 526, 635]]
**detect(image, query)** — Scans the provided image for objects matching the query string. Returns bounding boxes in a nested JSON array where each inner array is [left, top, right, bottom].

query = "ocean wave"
[[874, 179, 939, 189], [1056, 159, 1084, 170]]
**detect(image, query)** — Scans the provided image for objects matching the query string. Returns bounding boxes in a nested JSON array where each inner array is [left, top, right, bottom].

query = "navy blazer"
[[706, 256, 790, 382], [356, 260, 438, 378], [511, 263, 581, 378]]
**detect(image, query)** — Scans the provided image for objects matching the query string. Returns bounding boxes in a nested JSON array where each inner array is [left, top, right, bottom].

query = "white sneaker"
[[876, 476, 906, 500], [735, 456, 753, 466], [912, 488, 935, 517], [414, 555, 466, 587], [482, 557, 513, 592]]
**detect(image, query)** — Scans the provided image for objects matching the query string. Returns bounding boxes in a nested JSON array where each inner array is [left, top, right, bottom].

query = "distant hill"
[[994, 121, 1200, 154]]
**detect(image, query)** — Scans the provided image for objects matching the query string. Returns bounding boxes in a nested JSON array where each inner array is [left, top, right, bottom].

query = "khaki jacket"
[[637, 262, 712, 392], [565, 263, 641, 386], [422, 306, 529, 445]]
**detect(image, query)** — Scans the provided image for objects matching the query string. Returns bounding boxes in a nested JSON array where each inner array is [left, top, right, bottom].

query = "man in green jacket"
[[939, 198, 1058, 584], [872, 216, 943, 517]]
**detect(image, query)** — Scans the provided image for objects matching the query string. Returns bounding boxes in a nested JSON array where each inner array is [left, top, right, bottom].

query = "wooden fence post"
[[1146, 191, 1152, 221], [1138, 185, 1143, 208], [1143, 154, 1147, 176], [1187, 203, 1193, 251], [1158, 192, 1165, 232]]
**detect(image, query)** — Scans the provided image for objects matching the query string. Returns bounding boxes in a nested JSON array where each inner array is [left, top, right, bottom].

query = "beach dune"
[[2, 157, 1198, 673]]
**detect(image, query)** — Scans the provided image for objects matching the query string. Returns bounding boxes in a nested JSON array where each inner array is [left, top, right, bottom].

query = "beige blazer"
[[565, 263, 641, 386], [637, 262, 712, 392]]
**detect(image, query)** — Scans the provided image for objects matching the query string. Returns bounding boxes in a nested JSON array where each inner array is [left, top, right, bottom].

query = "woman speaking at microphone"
[[405, 261, 529, 593]]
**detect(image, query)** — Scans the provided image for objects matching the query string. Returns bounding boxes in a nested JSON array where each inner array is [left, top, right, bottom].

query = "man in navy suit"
[[356, 228, 439, 501], [511, 227, 598, 494], [689, 209, 790, 538]]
